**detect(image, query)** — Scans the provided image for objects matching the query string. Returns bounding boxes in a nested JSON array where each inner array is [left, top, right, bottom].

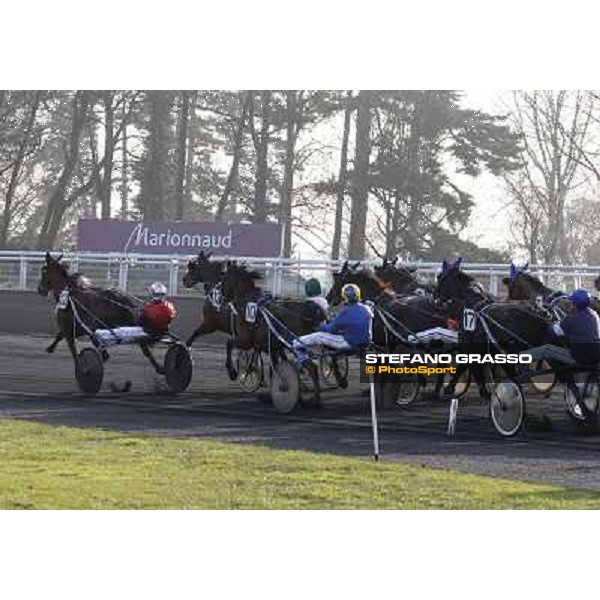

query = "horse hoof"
[[226, 365, 237, 381], [109, 380, 132, 393], [101, 351, 110, 362], [46, 346, 55, 354]]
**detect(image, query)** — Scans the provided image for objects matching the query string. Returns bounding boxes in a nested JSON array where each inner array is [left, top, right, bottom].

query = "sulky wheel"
[[270, 361, 301, 414], [75, 347, 104, 396], [320, 353, 349, 389], [490, 380, 525, 437], [564, 373, 600, 431], [163, 343, 193, 393], [319, 354, 336, 386], [395, 373, 422, 406], [528, 360, 557, 396], [298, 360, 321, 406], [237, 350, 264, 393]]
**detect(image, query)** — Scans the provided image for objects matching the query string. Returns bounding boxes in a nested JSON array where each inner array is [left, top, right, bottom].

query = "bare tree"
[[0, 91, 42, 246], [248, 91, 272, 223], [215, 91, 251, 222], [37, 91, 91, 249], [347, 90, 372, 259], [506, 91, 594, 263], [174, 91, 191, 220], [331, 92, 353, 260]]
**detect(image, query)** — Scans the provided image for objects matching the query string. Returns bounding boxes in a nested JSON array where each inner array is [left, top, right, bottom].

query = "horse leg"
[[443, 363, 468, 397], [185, 321, 214, 348], [65, 331, 78, 372], [46, 332, 63, 353], [140, 342, 165, 375], [472, 364, 491, 399], [225, 338, 238, 380]]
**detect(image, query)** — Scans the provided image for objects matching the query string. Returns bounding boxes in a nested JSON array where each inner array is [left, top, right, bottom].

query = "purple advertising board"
[[77, 220, 283, 257]]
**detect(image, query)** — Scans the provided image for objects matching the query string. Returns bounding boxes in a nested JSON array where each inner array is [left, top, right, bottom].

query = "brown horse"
[[37, 252, 164, 374]]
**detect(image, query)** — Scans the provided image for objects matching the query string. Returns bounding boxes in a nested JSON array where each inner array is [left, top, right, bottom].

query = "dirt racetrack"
[[4, 291, 600, 491]]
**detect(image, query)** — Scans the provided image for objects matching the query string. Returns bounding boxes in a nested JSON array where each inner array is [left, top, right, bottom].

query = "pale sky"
[[460, 90, 513, 252]]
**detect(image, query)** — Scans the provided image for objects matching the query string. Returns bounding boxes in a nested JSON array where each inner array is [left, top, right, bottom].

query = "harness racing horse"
[[326, 265, 453, 403], [37, 252, 166, 376], [435, 258, 554, 398], [220, 263, 325, 398], [503, 261, 600, 315], [374, 258, 435, 297], [183, 251, 237, 347]]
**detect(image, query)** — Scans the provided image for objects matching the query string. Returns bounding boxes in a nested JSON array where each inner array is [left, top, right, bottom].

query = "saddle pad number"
[[245, 302, 258, 324], [57, 290, 70, 310], [462, 308, 477, 332], [209, 285, 223, 308]]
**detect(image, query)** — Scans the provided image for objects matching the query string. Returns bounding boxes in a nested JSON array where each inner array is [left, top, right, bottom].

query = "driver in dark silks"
[[523, 289, 600, 367]]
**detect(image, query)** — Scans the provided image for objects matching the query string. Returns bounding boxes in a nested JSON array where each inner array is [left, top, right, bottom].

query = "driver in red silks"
[[140, 282, 177, 335]]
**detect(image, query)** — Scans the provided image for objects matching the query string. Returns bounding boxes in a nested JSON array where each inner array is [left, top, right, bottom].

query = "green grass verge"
[[0, 418, 598, 509]]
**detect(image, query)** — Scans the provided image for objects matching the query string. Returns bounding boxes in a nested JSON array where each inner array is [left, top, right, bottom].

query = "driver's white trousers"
[[293, 332, 351, 352]]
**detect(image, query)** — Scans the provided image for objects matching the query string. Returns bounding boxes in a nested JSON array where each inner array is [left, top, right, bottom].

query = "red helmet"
[[141, 300, 177, 331]]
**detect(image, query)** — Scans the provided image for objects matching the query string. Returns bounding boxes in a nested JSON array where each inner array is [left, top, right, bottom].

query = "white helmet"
[[148, 281, 168, 300]]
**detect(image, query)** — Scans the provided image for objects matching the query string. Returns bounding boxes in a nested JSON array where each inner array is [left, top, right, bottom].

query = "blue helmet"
[[569, 289, 591, 310]]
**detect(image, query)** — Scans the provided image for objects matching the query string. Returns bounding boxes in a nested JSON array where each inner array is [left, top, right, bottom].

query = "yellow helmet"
[[341, 283, 361, 303]]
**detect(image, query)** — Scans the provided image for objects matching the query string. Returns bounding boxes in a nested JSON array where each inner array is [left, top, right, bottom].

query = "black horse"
[[326, 265, 448, 349], [220, 263, 324, 380], [436, 258, 554, 396], [326, 265, 456, 403], [374, 258, 435, 297], [502, 262, 600, 320], [182, 251, 237, 347], [502, 262, 554, 302], [38, 252, 165, 375]]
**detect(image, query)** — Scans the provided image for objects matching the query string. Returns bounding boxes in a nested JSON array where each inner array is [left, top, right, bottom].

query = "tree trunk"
[[281, 91, 298, 257], [216, 92, 250, 222], [331, 92, 353, 260], [0, 91, 41, 247], [388, 192, 401, 257], [184, 92, 197, 212], [100, 92, 115, 219], [120, 99, 129, 218], [37, 91, 89, 249], [252, 91, 271, 223], [175, 91, 190, 220], [140, 91, 171, 220], [347, 90, 372, 260]]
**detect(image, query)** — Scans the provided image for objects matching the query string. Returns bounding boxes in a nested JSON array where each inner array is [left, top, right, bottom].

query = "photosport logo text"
[[361, 352, 532, 381]]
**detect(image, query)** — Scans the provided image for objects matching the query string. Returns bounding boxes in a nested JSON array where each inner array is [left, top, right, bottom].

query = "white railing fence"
[[0, 250, 598, 299]]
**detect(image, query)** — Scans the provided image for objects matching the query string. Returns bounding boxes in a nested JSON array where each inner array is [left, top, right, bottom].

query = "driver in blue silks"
[[293, 283, 372, 357], [527, 289, 600, 366]]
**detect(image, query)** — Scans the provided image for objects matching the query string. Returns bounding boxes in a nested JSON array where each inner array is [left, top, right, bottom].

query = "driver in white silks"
[[293, 283, 373, 358], [524, 289, 600, 366]]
